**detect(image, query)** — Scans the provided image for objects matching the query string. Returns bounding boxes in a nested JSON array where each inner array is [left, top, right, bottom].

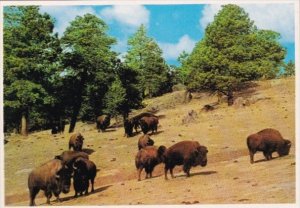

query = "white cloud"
[[159, 35, 197, 60], [99, 5, 150, 29], [199, 4, 295, 43], [40, 6, 97, 36]]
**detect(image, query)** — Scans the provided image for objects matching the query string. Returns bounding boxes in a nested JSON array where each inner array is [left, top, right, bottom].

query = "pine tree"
[[184, 4, 286, 105], [4, 6, 60, 135], [125, 25, 169, 98]]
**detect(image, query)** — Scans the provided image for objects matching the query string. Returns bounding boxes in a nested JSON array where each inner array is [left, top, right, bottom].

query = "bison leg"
[[170, 168, 175, 178], [45, 190, 52, 204], [249, 151, 255, 164], [137, 167, 143, 181], [263, 151, 270, 160], [183, 163, 191, 177], [54, 192, 61, 202], [29, 187, 39, 206], [164, 166, 169, 180], [90, 178, 95, 192]]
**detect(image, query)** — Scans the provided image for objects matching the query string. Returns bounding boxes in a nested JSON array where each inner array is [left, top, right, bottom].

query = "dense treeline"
[[3, 5, 294, 136]]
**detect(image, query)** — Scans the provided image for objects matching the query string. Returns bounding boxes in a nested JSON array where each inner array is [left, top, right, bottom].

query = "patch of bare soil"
[[4, 77, 295, 206]]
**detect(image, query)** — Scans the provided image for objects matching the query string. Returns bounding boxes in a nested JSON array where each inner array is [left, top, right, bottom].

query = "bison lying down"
[[163, 140, 208, 180], [28, 159, 72, 206], [247, 128, 291, 164]]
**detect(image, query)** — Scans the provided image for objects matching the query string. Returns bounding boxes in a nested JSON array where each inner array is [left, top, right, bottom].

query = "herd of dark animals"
[[27, 111, 292, 206]]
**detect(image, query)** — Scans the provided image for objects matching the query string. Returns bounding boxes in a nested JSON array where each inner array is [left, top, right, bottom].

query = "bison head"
[[56, 165, 72, 194], [278, 139, 292, 156], [157, 145, 167, 162], [196, 146, 208, 167]]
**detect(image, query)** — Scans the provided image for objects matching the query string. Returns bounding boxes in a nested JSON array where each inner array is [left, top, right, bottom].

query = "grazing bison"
[[135, 145, 167, 181], [124, 112, 158, 137], [96, 115, 111, 132], [72, 157, 97, 197], [69, 133, 84, 151], [246, 128, 292, 164], [138, 134, 154, 150], [28, 159, 72, 206], [163, 141, 208, 180], [55, 151, 89, 168], [139, 116, 159, 134]]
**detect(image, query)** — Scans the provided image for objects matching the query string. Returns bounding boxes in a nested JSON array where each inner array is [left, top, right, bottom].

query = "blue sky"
[[40, 3, 295, 66]]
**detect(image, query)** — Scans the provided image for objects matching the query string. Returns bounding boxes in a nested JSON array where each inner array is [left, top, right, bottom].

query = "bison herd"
[[27, 111, 292, 206]]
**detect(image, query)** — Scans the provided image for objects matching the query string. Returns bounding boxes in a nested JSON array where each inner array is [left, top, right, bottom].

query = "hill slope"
[[4, 77, 295, 205]]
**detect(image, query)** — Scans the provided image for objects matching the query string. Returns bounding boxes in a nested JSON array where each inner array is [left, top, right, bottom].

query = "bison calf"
[[135, 145, 167, 181], [138, 134, 154, 150], [163, 141, 208, 180], [72, 157, 97, 197], [28, 159, 72, 206], [247, 128, 291, 164], [69, 133, 84, 151]]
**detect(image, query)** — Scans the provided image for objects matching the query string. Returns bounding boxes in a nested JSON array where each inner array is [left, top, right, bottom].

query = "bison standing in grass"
[[72, 157, 97, 197], [28, 159, 72, 206], [69, 133, 84, 151], [163, 141, 208, 180], [96, 115, 111, 132], [138, 134, 154, 150], [135, 145, 167, 181], [139, 116, 159, 134], [247, 128, 291, 164]]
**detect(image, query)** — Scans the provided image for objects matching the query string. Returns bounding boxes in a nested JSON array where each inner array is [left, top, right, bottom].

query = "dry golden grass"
[[4, 77, 295, 205]]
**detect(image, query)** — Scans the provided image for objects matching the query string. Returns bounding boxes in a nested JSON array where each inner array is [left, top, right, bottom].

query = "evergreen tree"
[[282, 60, 295, 77], [184, 4, 286, 105], [125, 25, 169, 97], [4, 6, 61, 135], [61, 13, 116, 132]]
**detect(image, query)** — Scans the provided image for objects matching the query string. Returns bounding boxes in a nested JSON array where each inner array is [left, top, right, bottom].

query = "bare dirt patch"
[[4, 77, 295, 205]]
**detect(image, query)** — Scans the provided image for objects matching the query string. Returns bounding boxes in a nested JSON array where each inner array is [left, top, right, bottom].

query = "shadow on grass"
[[176, 170, 218, 178]]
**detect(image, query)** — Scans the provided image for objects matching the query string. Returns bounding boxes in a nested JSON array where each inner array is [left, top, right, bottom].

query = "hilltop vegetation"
[[4, 77, 295, 205]]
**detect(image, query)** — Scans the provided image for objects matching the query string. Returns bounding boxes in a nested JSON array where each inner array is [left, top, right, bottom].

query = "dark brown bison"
[[28, 159, 72, 206], [54, 151, 89, 168], [139, 116, 159, 134], [72, 157, 97, 197], [69, 133, 84, 151], [246, 128, 292, 164], [138, 134, 154, 150], [163, 141, 208, 180], [124, 112, 157, 137], [135, 145, 167, 181], [96, 115, 111, 132], [51, 119, 65, 134]]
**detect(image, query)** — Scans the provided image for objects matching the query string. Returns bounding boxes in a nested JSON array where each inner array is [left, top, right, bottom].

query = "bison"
[[96, 115, 111, 132], [124, 112, 158, 137], [28, 159, 72, 206], [135, 145, 167, 181], [69, 133, 84, 151], [163, 141, 208, 180], [54, 151, 89, 168], [138, 134, 154, 150], [72, 157, 97, 197], [246, 128, 292, 164], [139, 116, 159, 134]]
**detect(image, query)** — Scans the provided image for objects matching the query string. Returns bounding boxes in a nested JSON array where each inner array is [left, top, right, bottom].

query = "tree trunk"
[[227, 90, 234, 106], [69, 102, 82, 133], [20, 112, 28, 136]]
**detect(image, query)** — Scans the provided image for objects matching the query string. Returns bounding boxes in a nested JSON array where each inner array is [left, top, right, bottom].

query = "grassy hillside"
[[4, 77, 295, 205]]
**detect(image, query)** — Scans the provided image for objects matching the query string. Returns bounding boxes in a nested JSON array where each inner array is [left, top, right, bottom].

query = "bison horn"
[[55, 174, 60, 179], [72, 163, 77, 170]]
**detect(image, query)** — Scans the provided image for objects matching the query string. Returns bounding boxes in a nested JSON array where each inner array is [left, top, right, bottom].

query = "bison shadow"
[[177, 170, 217, 178], [56, 185, 112, 203], [254, 156, 279, 164], [101, 128, 117, 132], [148, 130, 164, 136], [81, 148, 95, 155]]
